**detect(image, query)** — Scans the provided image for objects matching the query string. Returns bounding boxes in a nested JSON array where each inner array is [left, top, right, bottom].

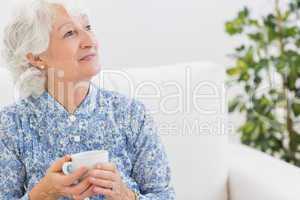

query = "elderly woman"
[[0, 0, 175, 200]]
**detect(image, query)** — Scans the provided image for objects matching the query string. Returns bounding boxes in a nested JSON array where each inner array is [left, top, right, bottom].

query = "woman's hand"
[[73, 163, 135, 200], [29, 155, 92, 200]]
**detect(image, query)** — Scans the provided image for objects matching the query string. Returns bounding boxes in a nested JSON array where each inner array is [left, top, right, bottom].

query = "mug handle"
[[62, 161, 73, 175]]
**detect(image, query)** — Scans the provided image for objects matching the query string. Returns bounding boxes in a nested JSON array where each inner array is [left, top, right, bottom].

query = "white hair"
[[1, 0, 91, 99]]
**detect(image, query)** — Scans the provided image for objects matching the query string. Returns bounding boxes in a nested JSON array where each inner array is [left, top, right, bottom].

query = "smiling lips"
[[79, 53, 96, 61]]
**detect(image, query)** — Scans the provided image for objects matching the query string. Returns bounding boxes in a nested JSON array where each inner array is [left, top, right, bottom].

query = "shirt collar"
[[30, 81, 99, 119]]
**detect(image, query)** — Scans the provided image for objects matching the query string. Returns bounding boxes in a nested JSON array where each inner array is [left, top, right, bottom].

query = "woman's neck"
[[46, 79, 90, 114]]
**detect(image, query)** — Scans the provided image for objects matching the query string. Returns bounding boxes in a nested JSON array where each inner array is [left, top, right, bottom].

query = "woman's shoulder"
[[98, 87, 146, 113], [0, 101, 22, 119], [99, 88, 143, 107], [0, 97, 34, 113], [0, 99, 35, 158], [97, 88, 151, 140], [0, 98, 33, 128]]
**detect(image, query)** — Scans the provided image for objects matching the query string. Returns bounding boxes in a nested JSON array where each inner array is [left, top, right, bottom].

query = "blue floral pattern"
[[0, 82, 175, 200]]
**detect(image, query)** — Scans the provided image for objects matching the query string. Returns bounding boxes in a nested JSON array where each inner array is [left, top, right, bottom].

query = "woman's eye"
[[86, 25, 92, 31], [64, 30, 75, 38]]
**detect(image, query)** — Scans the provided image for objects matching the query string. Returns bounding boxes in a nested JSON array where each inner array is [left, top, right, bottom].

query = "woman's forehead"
[[52, 4, 89, 27], [52, 4, 89, 19]]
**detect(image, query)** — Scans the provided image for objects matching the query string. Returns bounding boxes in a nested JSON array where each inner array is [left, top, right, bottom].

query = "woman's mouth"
[[79, 53, 96, 62]]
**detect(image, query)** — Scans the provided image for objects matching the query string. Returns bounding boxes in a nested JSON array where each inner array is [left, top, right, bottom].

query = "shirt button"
[[79, 121, 87, 129], [69, 115, 76, 122], [74, 135, 81, 142]]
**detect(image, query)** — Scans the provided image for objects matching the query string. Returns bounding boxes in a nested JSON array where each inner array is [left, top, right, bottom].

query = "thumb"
[[49, 155, 71, 172]]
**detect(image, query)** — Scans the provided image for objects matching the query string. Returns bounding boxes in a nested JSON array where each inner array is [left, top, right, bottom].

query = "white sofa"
[[0, 61, 300, 200]]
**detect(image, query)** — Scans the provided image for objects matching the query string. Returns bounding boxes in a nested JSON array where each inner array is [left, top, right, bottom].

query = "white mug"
[[62, 150, 109, 175]]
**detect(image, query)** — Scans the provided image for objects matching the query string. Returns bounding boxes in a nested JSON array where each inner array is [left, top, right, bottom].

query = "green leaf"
[[296, 38, 300, 48], [267, 27, 278, 42], [225, 7, 250, 35], [225, 21, 243, 35], [292, 102, 300, 116], [263, 14, 276, 29], [226, 59, 248, 77], [288, 75, 297, 90], [240, 121, 257, 135], [254, 76, 262, 84], [239, 103, 247, 112], [255, 59, 268, 72], [249, 19, 259, 27], [238, 7, 250, 19], [237, 59, 248, 70], [226, 67, 240, 76], [244, 47, 255, 66], [248, 32, 264, 42], [239, 72, 250, 81], [282, 26, 298, 38], [228, 99, 240, 112], [287, 64, 298, 90], [235, 45, 245, 52], [245, 84, 251, 93]]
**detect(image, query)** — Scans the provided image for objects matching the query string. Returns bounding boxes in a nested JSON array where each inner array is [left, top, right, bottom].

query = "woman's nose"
[[80, 40, 96, 49], [80, 32, 97, 49]]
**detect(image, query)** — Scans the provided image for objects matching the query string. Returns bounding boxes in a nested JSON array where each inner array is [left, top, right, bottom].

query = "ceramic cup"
[[62, 150, 109, 175]]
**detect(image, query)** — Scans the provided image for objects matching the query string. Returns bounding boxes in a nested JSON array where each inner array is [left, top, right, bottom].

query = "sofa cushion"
[[229, 144, 300, 200]]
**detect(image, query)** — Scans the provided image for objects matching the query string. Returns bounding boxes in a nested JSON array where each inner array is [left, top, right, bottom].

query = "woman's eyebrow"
[[57, 22, 74, 31]]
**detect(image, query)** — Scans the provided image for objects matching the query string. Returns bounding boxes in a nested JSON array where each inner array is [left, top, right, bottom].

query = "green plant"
[[225, 0, 300, 166]]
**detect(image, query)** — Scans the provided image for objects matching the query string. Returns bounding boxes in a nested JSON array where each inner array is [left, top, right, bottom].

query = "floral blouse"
[[0, 82, 175, 200]]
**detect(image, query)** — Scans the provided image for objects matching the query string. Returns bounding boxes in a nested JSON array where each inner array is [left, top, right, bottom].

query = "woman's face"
[[39, 5, 101, 82]]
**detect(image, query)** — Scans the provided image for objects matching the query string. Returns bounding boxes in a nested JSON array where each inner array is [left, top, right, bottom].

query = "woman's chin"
[[80, 64, 101, 78]]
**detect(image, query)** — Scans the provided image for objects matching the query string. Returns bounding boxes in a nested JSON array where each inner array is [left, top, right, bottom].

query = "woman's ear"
[[26, 53, 45, 70]]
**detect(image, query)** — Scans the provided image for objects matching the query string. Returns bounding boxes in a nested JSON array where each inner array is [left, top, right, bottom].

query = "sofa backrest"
[[94, 61, 228, 200]]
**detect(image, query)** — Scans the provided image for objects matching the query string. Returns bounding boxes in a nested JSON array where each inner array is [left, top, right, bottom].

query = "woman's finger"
[[95, 163, 117, 172], [63, 176, 91, 196], [88, 177, 114, 189], [73, 185, 95, 200], [48, 155, 71, 173], [93, 186, 114, 197], [89, 169, 116, 181], [64, 167, 88, 186]]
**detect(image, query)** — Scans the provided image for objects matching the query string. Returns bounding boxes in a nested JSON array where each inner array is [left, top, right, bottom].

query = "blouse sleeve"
[[129, 101, 176, 200], [0, 110, 29, 200]]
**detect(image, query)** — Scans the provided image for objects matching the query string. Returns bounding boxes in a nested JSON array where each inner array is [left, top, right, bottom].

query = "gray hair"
[[1, 0, 90, 99]]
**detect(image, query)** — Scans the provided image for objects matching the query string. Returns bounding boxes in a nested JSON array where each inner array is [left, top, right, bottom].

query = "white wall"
[[1, 0, 270, 69], [0, 0, 275, 143]]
